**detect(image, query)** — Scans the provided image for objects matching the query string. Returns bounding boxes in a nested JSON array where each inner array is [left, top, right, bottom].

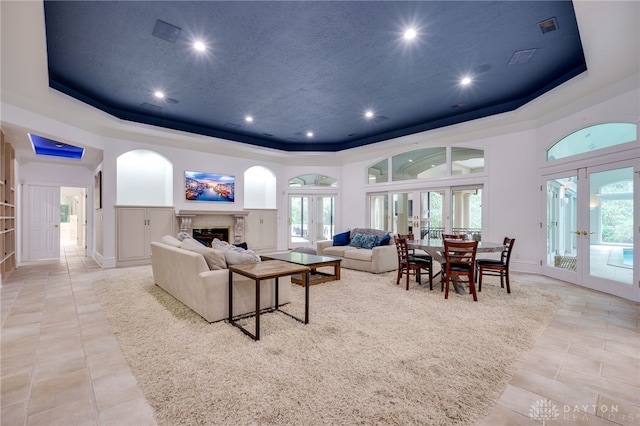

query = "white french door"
[[288, 194, 336, 248], [543, 160, 638, 301], [390, 190, 447, 238], [373, 186, 482, 240]]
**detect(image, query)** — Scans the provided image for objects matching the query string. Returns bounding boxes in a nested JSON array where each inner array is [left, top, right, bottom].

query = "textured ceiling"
[[43, 1, 586, 152]]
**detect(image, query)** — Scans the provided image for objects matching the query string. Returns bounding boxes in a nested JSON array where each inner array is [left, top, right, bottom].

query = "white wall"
[[98, 136, 291, 263], [17, 162, 94, 262], [9, 85, 639, 272]]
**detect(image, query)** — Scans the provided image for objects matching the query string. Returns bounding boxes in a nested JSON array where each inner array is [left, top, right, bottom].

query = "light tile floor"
[[1, 244, 638, 425]]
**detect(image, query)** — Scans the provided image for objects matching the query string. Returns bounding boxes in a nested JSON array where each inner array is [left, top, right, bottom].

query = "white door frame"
[[541, 159, 639, 301], [286, 191, 338, 249]]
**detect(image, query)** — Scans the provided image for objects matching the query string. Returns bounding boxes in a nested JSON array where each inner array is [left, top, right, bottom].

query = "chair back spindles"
[[443, 240, 478, 301], [394, 236, 433, 291], [442, 233, 464, 240], [476, 237, 515, 293]]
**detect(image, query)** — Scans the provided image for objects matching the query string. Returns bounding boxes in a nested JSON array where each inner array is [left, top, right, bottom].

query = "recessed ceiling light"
[[154, 91, 165, 99], [245, 116, 253, 123], [404, 28, 417, 40], [306, 131, 314, 138], [365, 110, 374, 119], [193, 41, 206, 51], [460, 77, 472, 86]]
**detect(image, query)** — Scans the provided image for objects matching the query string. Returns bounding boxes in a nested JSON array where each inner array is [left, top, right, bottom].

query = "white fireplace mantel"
[[176, 210, 249, 217], [175, 210, 249, 243]]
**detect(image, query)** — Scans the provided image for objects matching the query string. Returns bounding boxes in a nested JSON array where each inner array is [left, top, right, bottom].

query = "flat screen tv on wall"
[[185, 171, 235, 202]]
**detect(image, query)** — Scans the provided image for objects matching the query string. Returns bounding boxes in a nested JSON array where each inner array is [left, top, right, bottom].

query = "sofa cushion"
[[344, 249, 374, 262], [332, 231, 350, 246], [378, 234, 391, 246], [177, 232, 193, 241], [351, 228, 388, 240], [323, 246, 357, 257], [211, 238, 261, 265], [180, 238, 227, 270], [349, 233, 379, 249], [161, 234, 182, 247], [221, 249, 260, 265], [292, 246, 317, 255]]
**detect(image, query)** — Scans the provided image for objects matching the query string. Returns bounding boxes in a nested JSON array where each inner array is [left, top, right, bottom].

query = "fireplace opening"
[[192, 227, 230, 246]]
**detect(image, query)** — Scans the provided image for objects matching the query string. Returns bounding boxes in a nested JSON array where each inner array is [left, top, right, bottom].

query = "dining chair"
[[443, 240, 478, 301], [442, 233, 464, 240], [394, 236, 433, 290], [398, 233, 432, 261], [476, 237, 515, 293], [439, 233, 464, 288]]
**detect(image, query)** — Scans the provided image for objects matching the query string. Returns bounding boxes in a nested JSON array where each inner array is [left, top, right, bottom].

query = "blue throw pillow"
[[332, 231, 351, 246], [378, 234, 391, 246], [349, 233, 379, 249]]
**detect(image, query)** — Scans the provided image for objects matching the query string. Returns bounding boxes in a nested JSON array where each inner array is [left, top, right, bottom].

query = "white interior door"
[[28, 185, 60, 260]]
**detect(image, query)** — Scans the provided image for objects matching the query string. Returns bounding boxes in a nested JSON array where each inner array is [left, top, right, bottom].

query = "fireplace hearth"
[[192, 227, 230, 246], [176, 210, 248, 244]]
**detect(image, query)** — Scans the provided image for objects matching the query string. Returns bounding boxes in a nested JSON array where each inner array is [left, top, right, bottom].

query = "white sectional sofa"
[[316, 228, 397, 274], [150, 236, 291, 323]]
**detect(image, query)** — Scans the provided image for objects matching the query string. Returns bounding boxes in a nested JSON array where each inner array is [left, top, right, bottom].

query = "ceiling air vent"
[[224, 123, 242, 129], [451, 102, 467, 109], [508, 49, 537, 65], [373, 115, 388, 123], [152, 20, 181, 43], [538, 17, 558, 34]]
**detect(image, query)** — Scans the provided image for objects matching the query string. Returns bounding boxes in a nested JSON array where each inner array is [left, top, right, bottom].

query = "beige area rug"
[[94, 266, 562, 426]]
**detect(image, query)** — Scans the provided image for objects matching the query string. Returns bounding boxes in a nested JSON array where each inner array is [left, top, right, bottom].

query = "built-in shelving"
[[1, 129, 17, 281]]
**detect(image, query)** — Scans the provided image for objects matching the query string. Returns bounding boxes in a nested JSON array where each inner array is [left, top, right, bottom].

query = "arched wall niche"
[[116, 149, 173, 206], [244, 166, 277, 208]]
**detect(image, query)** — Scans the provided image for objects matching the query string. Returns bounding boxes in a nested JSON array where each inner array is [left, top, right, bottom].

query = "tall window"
[[599, 178, 633, 244], [369, 194, 388, 231]]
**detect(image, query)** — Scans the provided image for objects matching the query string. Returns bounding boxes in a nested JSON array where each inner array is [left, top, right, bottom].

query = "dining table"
[[407, 238, 505, 294]]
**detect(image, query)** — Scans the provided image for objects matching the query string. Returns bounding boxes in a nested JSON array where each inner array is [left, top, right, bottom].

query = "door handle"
[[54, 224, 59, 228], [582, 231, 595, 236]]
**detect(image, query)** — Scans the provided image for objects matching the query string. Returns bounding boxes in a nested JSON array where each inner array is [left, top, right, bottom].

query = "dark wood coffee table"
[[261, 252, 341, 286], [228, 260, 310, 341]]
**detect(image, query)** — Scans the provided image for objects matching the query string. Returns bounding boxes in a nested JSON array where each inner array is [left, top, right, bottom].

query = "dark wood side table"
[[228, 260, 310, 341]]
